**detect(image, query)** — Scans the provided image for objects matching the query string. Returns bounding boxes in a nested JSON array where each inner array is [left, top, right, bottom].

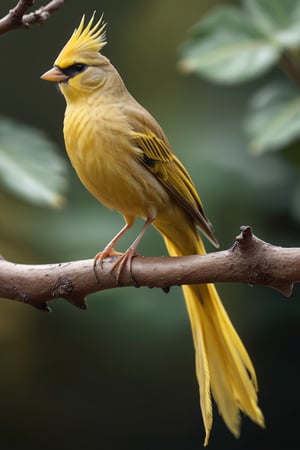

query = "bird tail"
[[154, 219, 264, 446]]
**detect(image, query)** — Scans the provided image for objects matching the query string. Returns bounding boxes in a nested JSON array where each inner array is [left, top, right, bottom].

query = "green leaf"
[[244, 0, 300, 48], [244, 81, 300, 154], [178, 6, 280, 84], [0, 117, 68, 207]]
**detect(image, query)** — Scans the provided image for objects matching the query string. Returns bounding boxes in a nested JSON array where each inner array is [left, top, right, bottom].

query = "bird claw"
[[93, 246, 138, 285], [111, 247, 139, 286], [93, 247, 123, 282], [94, 248, 123, 269]]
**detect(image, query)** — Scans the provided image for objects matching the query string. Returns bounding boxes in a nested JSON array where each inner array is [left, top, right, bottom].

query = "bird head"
[[41, 14, 116, 100]]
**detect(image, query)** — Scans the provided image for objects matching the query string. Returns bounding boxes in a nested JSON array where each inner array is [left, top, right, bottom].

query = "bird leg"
[[93, 222, 132, 272], [94, 217, 154, 283], [111, 216, 154, 284], [111, 217, 154, 281]]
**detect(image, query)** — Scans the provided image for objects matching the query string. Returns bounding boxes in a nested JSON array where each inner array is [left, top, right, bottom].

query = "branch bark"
[[0, 0, 64, 35], [0, 226, 300, 312]]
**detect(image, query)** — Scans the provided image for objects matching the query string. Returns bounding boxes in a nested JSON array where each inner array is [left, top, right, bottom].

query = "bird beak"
[[41, 66, 68, 83]]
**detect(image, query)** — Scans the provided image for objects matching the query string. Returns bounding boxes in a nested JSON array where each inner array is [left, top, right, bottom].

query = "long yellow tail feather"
[[154, 217, 264, 446]]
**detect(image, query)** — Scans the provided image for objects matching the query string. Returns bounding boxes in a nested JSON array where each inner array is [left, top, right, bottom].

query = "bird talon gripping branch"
[[111, 247, 140, 286], [93, 247, 123, 283], [41, 14, 264, 445]]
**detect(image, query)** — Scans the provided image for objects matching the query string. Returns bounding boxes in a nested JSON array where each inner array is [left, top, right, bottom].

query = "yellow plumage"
[[55, 13, 107, 66], [41, 15, 264, 445]]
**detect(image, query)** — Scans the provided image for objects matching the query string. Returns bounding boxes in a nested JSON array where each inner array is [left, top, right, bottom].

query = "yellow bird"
[[41, 14, 264, 445]]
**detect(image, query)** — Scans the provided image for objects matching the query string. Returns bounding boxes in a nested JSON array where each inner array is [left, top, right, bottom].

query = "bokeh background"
[[1, 0, 300, 449]]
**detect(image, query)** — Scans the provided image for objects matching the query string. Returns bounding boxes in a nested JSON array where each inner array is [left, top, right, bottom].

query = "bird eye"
[[58, 63, 88, 80], [74, 63, 86, 72]]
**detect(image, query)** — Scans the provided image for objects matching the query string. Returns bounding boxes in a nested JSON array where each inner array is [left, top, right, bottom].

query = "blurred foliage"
[[179, 0, 300, 153], [0, 1, 300, 450], [0, 116, 67, 206], [244, 79, 300, 153]]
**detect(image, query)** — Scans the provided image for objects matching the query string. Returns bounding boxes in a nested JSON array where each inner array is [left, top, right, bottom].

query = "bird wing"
[[127, 104, 219, 247]]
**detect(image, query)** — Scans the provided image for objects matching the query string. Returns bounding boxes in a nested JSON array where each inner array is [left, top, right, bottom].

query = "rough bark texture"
[[0, 226, 299, 312], [0, 0, 64, 34]]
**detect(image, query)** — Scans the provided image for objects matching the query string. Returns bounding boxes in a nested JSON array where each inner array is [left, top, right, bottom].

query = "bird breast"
[[63, 99, 169, 220]]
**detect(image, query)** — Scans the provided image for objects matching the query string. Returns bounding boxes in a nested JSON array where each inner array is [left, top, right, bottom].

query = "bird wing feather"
[[126, 104, 219, 247]]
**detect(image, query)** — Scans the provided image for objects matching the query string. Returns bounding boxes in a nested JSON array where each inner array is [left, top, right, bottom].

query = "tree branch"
[[1, 226, 299, 312], [0, 0, 64, 35]]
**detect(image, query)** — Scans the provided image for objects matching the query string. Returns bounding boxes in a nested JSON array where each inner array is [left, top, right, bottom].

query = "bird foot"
[[94, 247, 123, 270], [111, 247, 139, 286], [93, 247, 123, 283], [93, 246, 138, 285]]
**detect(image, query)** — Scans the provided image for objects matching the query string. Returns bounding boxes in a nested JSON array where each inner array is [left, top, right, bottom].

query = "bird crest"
[[55, 13, 106, 67]]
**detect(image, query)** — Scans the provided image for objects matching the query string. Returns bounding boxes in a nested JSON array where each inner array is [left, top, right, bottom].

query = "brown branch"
[[0, 0, 64, 35], [1, 226, 299, 312]]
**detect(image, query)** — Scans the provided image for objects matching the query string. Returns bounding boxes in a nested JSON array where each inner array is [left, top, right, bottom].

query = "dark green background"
[[1, 0, 300, 449]]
